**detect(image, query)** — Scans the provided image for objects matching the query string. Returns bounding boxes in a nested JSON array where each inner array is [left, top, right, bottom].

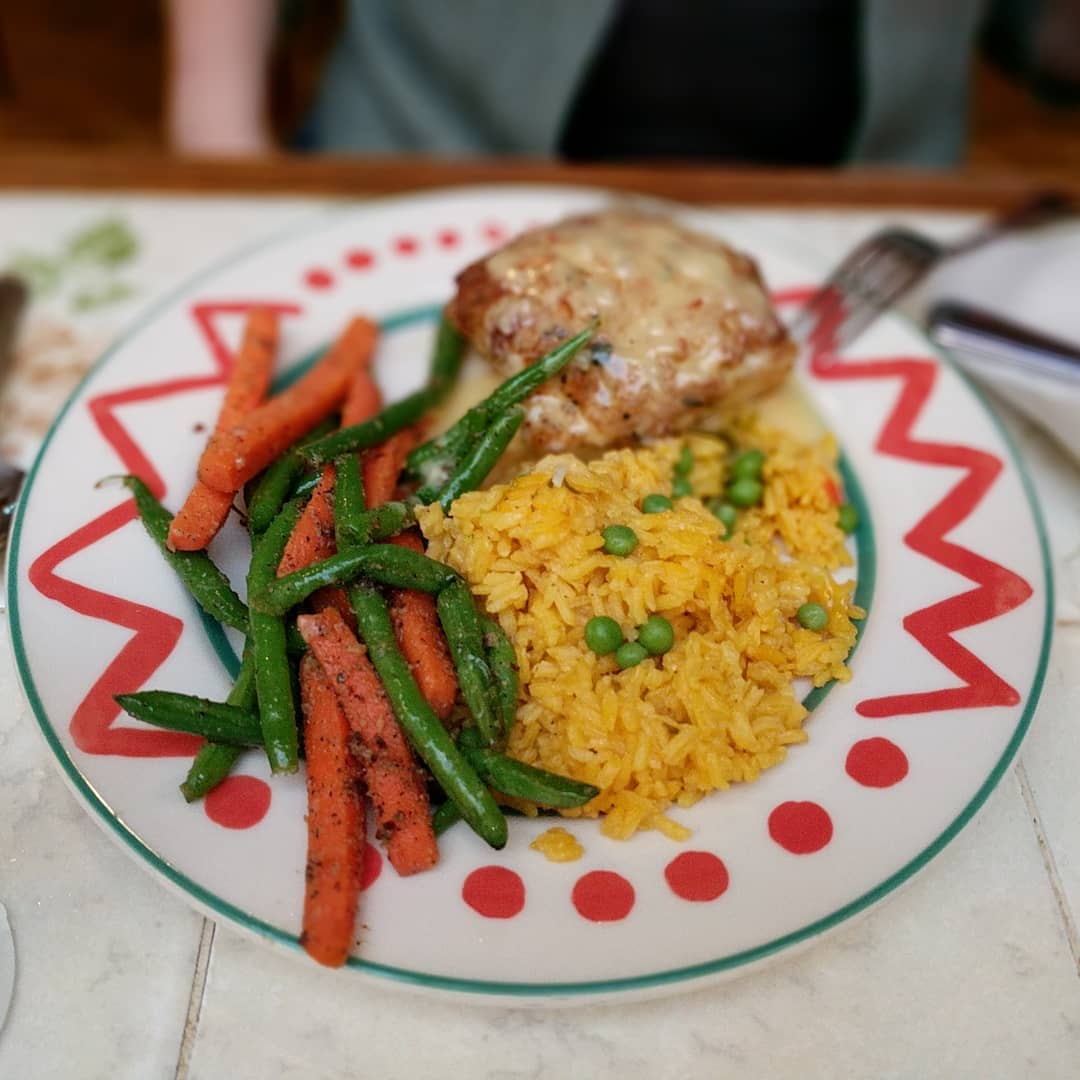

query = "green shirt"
[[304, 0, 994, 166]]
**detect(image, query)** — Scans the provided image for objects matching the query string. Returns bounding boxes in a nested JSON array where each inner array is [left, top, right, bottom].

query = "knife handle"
[[927, 301, 1080, 384], [0, 275, 28, 374]]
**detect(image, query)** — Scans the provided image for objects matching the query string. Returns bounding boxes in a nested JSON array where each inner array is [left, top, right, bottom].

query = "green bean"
[[120, 475, 248, 632], [436, 580, 500, 746], [481, 617, 519, 735], [428, 313, 466, 399], [455, 725, 487, 752], [349, 582, 507, 849], [285, 622, 308, 655], [180, 743, 243, 803], [407, 324, 595, 484], [180, 644, 257, 802], [342, 499, 416, 551], [333, 453, 366, 550], [252, 543, 461, 615], [300, 388, 439, 469], [423, 407, 524, 511], [248, 501, 302, 773], [246, 419, 335, 534], [432, 799, 462, 836], [463, 746, 600, 808], [115, 691, 263, 745], [289, 471, 321, 500], [444, 323, 594, 436], [227, 642, 259, 710]]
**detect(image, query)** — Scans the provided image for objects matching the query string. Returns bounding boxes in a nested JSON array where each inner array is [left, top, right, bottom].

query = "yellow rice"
[[416, 419, 864, 840]]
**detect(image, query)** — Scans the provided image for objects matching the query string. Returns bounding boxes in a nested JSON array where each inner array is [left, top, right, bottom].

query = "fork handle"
[[927, 301, 1080, 384]]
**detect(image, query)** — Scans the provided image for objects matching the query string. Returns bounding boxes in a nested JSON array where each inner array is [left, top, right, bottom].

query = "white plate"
[[7, 187, 1052, 1004]]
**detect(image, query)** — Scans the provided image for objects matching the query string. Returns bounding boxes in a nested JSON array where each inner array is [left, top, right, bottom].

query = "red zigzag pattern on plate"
[[28, 301, 301, 756], [774, 286, 1032, 718]]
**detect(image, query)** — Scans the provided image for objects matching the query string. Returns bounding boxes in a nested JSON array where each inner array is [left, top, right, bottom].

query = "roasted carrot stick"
[[297, 608, 438, 877], [199, 316, 378, 494], [168, 308, 278, 550], [388, 530, 458, 721], [358, 423, 458, 719], [298, 652, 366, 968], [360, 424, 422, 508], [341, 360, 383, 427], [277, 468, 337, 577], [311, 584, 358, 633], [277, 355, 383, 578]]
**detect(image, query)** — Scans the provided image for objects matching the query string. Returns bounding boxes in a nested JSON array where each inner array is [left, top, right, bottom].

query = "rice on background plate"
[[417, 420, 863, 840]]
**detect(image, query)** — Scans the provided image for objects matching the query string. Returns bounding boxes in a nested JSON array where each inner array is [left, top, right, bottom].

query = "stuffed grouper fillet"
[[447, 209, 796, 453]]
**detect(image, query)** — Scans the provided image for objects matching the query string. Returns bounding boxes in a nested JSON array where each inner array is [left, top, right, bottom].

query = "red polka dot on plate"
[[572, 870, 635, 922], [204, 776, 271, 830], [481, 222, 506, 243], [345, 249, 375, 270], [392, 235, 419, 255], [360, 841, 383, 890], [846, 737, 909, 788], [768, 801, 833, 854], [435, 228, 460, 249], [304, 269, 334, 290], [462, 866, 525, 919], [664, 851, 729, 902]]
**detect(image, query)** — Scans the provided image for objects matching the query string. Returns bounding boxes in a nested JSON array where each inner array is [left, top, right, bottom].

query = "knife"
[[0, 275, 28, 550], [927, 301, 1080, 385]]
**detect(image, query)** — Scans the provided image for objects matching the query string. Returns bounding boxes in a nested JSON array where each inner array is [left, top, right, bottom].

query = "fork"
[[788, 191, 1077, 353]]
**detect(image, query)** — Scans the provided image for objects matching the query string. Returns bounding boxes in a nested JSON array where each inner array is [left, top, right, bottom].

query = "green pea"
[[637, 615, 674, 656], [727, 477, 764, 508], [708, 500, 738, 536], [615, 641, 648, 669], [837, 503, 859, 534], [585, 616, 623, 655], [601, 524, 638, 556], [675, 445, 694, 475], [671, 475, 693, 499], [730, 448, 766, 481], [797, 602, 829, 631], [642, 493, 674, 514]]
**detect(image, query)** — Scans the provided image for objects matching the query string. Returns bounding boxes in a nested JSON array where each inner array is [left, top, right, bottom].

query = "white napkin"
[[950, 353, 1080, 463], [915, 222, 1080, 464]]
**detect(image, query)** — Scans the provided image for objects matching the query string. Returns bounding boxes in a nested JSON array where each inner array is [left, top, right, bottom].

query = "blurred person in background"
[[166, 0, 1080, 167]]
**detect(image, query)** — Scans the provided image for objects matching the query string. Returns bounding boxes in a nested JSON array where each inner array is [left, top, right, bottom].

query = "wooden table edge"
[[2, 151, 1078, 210]]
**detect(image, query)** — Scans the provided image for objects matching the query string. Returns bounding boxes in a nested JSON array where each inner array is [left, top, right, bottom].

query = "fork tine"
[[792, 228, 940, 353]]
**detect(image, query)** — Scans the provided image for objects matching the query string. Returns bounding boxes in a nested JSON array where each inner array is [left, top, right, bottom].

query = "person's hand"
[[165, 0, 276, 156]]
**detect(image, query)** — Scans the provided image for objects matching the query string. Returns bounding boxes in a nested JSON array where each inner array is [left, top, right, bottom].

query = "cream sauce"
[[754, 377, 826, 441], [485, 212, 776, 383]]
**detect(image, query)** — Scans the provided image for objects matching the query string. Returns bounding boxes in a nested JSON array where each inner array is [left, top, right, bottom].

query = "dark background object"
[[0, 0, 1076, 169]]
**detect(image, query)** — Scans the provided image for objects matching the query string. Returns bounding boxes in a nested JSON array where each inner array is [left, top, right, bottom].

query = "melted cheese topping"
[[486, 212, 776, 383]]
